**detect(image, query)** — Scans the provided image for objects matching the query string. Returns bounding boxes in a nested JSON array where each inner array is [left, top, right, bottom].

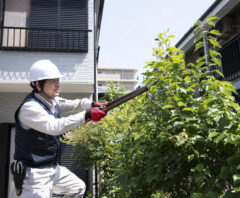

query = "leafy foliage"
[[71, 16, 240, 197]]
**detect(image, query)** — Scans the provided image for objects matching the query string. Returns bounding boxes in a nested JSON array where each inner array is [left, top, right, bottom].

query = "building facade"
[[97, 67, 138, 99], [176, 0, 240, 92], [0, 0, 104, 197]]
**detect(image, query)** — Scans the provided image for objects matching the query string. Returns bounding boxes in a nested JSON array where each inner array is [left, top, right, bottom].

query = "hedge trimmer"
[[104, 80, 158, 113]]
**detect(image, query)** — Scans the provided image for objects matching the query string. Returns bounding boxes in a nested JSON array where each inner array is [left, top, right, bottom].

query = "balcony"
[[97, 73, 121, 81], [220, 35, 240, 81], [0, 26, 91, 52]]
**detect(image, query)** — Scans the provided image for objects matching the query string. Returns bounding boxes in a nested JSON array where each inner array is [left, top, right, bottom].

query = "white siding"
[[0, 92, 26, 123], [0, 51, 94, 83], [0, 0, 96, 124], [0, 0, 95, 84]]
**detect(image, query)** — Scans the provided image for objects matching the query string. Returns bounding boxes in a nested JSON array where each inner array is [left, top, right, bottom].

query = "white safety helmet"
[[29, 60, 63, 82]]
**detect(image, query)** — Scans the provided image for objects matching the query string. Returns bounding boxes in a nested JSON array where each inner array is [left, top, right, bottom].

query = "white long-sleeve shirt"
[[18, 93, 92, 136]]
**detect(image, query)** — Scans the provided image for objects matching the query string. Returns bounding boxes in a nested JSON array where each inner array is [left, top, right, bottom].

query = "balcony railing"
[[220, 35, 240, 81], [0, 26, 91, 52]]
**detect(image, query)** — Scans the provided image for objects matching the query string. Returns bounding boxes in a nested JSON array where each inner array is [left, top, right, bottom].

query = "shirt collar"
[[34, 93, 56, 113]]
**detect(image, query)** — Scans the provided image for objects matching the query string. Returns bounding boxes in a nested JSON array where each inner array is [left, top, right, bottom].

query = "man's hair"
[[30, 80, 46, 93]]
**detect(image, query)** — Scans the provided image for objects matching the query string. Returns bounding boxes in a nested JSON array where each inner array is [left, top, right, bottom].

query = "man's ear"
[[35, 81, 41, 92]]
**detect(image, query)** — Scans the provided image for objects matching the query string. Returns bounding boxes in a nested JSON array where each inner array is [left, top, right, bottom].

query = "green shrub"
[[71, 16, 240, 198]]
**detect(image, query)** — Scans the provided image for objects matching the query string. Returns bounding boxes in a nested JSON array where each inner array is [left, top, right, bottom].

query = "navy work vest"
[[14, 92, 60, 168]]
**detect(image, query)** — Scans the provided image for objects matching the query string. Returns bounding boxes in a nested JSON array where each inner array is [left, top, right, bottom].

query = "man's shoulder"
[[54, 96, 65, 104], [21, 99, 42, 110]]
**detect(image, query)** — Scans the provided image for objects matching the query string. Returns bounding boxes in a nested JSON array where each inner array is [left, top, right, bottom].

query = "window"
[[98, 83, 106, 87], [1, 0, 89, 52], [98, 71, 105, 74]]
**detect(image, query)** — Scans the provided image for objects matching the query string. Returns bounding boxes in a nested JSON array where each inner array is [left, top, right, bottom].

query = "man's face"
[[42, 78, 60, 99]]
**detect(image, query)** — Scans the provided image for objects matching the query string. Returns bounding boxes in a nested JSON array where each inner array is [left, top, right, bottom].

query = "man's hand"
[[85, 108, 107, 122], [92, 102, 107, 109]]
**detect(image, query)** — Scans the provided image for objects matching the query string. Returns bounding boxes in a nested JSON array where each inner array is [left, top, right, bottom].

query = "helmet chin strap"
[[40, 89, 54, 101], [37, 82, 54, 101]]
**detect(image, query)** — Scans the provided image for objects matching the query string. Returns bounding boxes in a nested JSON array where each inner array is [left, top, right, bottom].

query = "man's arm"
[[18, 101, 86, 135], [56, 97, 92, 114]]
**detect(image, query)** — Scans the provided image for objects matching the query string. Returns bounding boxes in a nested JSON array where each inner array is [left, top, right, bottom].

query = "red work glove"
[[85, 108, 107, 122], [92, 102, 107, 109]]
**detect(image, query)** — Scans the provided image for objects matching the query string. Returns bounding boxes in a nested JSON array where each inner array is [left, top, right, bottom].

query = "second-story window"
[[1, 0, 89, 52]]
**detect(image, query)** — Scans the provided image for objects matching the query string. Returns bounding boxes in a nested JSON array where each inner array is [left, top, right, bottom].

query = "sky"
[[98, 0, 216, 78]]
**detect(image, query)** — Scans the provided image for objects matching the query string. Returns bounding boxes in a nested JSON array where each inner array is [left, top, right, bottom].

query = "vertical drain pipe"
[[203, 30, 210, 71], [93, 1, 98, 197], [93, 0, 97, 102]]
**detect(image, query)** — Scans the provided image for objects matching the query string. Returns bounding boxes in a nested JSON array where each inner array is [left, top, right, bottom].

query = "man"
[[12, 59, 106, 198]]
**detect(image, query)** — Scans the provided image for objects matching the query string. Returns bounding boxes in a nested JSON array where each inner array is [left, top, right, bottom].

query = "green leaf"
[[183, 107, 195, 112], [195, 41, 204, 51], [232, 187, 240, 192], [173, 95, 181, 101], [162, 104, 174, 109], [194, 32, 204, 43], [219, 167, 228, 180], [233, 174, 240, 186], [178, 101, 185, 107], [208, 132, 220, 139], [195, 163, 204, 172], [191, 193, 204, 198], [209, 29, 221, 36], [206, 16, 219, 27], [212, 58, 222, 66], [209, 38, 221, 48], [188, 154, 195, 162], [219, 118, 231, 129], [213, 69, 224, 78], [194, 26, 203, 35], [184, 75, 191, 83], [206, 15, 220, 21], [209, 48, 221, 57], [207, 20, 216, 26], [196, 56, 206, 63]]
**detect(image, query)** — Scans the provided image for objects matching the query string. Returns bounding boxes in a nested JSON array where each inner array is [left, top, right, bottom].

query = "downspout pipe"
[[203, 31, 210, 71], [0, 0, 5, 46], [93, 0, 97, 102], [93, 2, 98, 197]]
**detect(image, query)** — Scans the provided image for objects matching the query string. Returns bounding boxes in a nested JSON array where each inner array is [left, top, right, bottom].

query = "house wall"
[[181, 2, 240, 90], [0, 0, 95, 83], [0, 0, 102, 196], [97, 68, 138, 95], [0, 0, 95, 124], [98, 69, 137, 80], [0, 51, 94, 83]]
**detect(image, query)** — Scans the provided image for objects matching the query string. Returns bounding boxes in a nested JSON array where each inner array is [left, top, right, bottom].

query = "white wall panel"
[[0, 51, 93, 83], [0, 0, 95, 84], [0, 0, 96, 123]]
